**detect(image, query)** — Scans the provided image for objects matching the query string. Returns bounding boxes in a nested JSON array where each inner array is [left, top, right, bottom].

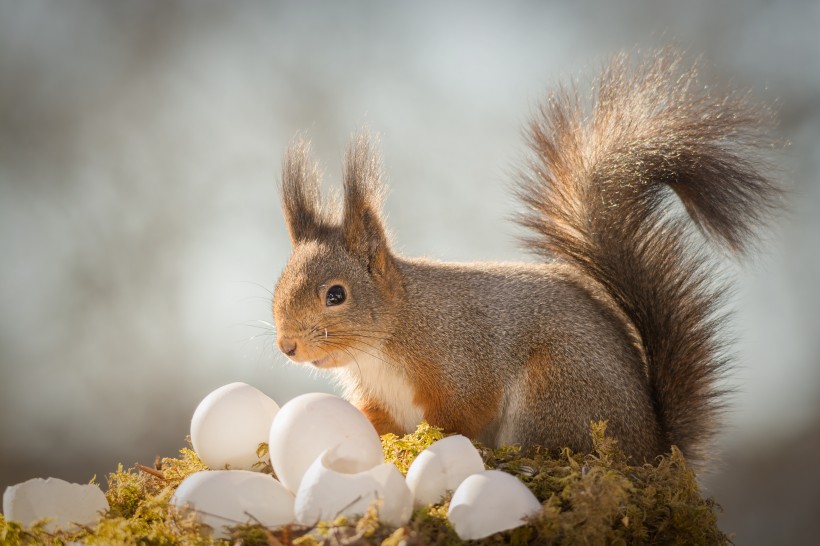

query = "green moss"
[[0, 423, 728, 545], [381, 421, 446, 475]]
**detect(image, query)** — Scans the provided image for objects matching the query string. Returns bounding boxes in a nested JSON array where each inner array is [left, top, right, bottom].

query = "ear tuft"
[[342, 133, 394, 277], [343, 132, 386, 213], [281, 137, 324, 243]]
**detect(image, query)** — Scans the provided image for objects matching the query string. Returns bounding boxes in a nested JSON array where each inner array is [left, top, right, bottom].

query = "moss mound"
[[0, 423, 727, 545]]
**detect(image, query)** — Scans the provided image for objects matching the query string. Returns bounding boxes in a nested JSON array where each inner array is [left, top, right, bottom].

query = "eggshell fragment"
[[405, 434, 484, 506], [268, 393, 383, 493], [170, 470, 294, 539], [191, 382, 280, 470], [447, 470, 542, 540], [295, 445, 412, 528], [2, 477, 109, 532]]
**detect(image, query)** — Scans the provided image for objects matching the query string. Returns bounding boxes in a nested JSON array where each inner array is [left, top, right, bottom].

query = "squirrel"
[[271, 50, 779, 467]]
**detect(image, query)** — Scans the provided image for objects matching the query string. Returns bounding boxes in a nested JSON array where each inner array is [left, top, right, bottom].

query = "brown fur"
[[358, 398, 402, 436], [272, 50, 779, 468]]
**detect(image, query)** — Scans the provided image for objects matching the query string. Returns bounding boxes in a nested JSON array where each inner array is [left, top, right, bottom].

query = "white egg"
[[405, 435, 485, 506], [447, 470, 542, 540], [295, 444, 412, 528], [268, 393, 383, 493], [170, 470, 294, 539], [190, 382, 280, 470], [2, 477, 109, 532]]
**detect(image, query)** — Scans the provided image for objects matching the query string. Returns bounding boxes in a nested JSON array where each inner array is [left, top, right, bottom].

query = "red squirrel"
[[271, 50, 779, 467]]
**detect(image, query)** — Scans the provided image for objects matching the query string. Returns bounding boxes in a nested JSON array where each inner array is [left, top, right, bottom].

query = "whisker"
[[315, 337, 395, 370], [327, 333, 391, 352], [237, 295, 275, 304], [328, 331, 390, 343], [232, 280, 275, 297], [310, 325, 393, 361], [247, 331, 276, 341], [318, 317, 395, 336], [316, 323, 392, 341], [243, 322, 278, 333], [317, 339, 367, 378], [237, 328, 278, 360], [308, 319, 392, 345], [326, 334, 390, 356]]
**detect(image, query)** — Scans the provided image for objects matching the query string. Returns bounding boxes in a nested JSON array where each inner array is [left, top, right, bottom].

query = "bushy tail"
[[516, 50, 780, 464]]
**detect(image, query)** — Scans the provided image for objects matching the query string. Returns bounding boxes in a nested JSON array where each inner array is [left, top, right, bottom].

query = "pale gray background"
[[1, 1, 818, 543]]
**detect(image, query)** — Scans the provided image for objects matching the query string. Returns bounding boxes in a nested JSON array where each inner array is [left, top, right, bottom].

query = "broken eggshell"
[[2, 477, 109, 532], [170, 470, 294, 539], [405, 434, 485, 506], [447, 470, 542, 540], [295, 444, 412, 528], [268, 392, 383, 493], [190, 382, 280, 470]]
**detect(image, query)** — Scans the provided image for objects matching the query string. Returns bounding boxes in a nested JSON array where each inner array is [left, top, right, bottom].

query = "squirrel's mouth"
[[310, 351, 342, 368]]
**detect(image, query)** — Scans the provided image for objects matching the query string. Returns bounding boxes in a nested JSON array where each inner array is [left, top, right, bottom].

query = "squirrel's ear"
[[281, 138, 324, 244], [342, 134, 395, 278]]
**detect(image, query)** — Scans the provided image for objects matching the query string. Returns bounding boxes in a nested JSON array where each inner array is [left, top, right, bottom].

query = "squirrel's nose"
[[278, 338, 298, 357]]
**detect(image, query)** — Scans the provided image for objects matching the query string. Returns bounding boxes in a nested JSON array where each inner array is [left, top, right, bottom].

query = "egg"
[[190, 382, 280, 470], [268, 392, 383, 493], [405, 434, 485, 506], [2, 477, 109, 532], [170, 470, 294, 539], [295, 444, 412, 528], [447, 470, 542, 540]]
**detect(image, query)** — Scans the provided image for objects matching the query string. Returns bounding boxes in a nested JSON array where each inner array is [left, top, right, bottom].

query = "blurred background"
[[1, 1, 818, 543]]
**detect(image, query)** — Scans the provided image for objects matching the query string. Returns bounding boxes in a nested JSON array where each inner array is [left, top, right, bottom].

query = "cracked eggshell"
[[295, 445, 412, 528], [2, 477, 109, 532], [405, 434, 485, 506], [447, 470, 542, 540], [190, 382, 280, 470], [170, 470, 294, 539], [268, 393, 383, 493]]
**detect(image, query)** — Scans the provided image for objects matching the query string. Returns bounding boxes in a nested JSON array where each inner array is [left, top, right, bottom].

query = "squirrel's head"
[[273, 134, 403, 369]]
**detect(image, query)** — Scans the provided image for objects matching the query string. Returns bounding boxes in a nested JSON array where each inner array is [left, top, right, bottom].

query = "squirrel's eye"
[[325, 285, 346, 306]]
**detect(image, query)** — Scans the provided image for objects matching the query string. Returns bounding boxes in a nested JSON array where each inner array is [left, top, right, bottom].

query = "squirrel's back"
[[390, 258, 660, 455]]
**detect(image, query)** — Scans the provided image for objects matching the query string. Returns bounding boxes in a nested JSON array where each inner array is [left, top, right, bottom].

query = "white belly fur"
[[334, 349, 424, 434]]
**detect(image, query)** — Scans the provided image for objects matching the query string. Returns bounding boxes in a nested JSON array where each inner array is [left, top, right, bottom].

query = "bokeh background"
[[1, 1, 818, 543]]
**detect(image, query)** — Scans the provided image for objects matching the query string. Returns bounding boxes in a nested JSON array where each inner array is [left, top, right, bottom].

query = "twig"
[[135, 463, 166, 480], [244, 512, 285, 546]]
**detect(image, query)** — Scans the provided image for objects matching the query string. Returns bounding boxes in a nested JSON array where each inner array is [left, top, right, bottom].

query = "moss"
[[381, 421, 446, 475], [0, 423, 728, 545]]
